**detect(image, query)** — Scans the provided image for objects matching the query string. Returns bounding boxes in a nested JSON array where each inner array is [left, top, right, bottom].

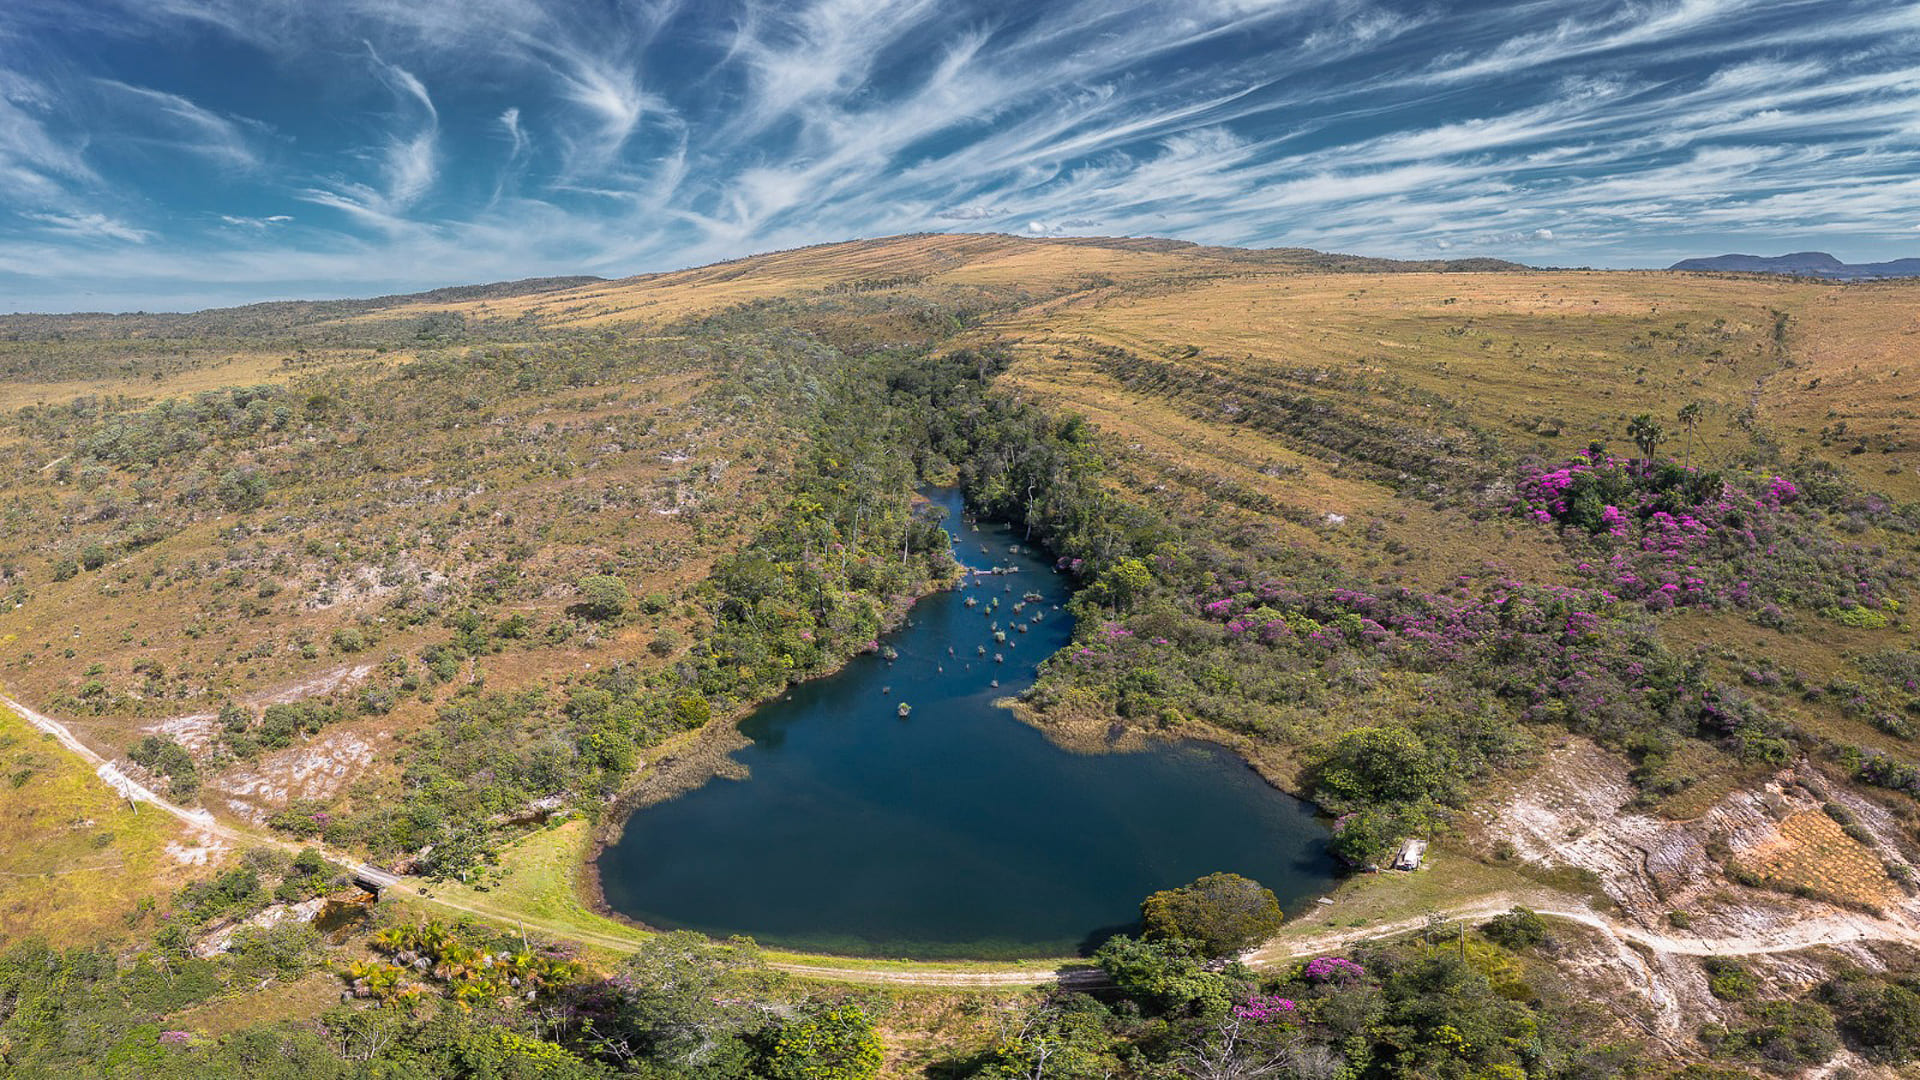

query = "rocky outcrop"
[[193, 896, 328, 958]]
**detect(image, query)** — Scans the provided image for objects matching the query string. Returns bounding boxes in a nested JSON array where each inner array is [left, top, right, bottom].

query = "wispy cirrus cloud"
[[95, 79, 259, 169], [0, 70, 99, 203], [2, 0, 1919, 310], [22, 210, 152, 243], [366, 45, 439, 208]]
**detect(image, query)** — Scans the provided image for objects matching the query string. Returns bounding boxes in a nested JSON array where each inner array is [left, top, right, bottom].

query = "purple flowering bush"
[[1510, 451, 1912, 619], [1303, 955, 1367, 983], [1233, 992, 1299, 1022]]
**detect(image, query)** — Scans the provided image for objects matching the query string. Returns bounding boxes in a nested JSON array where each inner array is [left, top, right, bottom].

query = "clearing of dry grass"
[[0, 701, 209, 945], [985, 270, 1812, 469], [0, 348, 398, 412], [163, 971, 347, 1037], [1761, 280, 1920, 502]]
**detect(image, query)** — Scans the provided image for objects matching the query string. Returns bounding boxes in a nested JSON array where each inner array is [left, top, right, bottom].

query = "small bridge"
[[351, 865, 401, 896]]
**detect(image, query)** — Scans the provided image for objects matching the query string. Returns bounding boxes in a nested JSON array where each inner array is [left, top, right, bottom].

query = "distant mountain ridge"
[[1669, 251, 1920, 279]]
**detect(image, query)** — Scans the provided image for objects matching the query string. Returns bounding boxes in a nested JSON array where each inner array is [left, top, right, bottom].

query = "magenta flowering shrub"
[[1233, 992, 1299, 1022], [1303, 955, 1366, 982], [1510, 453, 1912, 617], [1855, 752, 1920, 797]]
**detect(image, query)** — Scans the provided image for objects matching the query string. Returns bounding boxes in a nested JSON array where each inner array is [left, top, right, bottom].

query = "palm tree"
[[433, 943, 479, 983], [1677, 401, 1703, 470], [1627, 413, 1665, 476]]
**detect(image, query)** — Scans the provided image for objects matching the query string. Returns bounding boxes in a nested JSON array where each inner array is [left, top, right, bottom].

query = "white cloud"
[[933, 205, 1002, 221], [364, 44, 438, 208], [500, 107, 527, 157], [22, 210, 150, 242], [0, 70, 99, 202], [95, 79, 258, 168]]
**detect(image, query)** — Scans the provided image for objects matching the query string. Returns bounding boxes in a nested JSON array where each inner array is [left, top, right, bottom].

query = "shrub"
[[1480, 906, 1550, 950], [215, 467, 269, 511], [1703, 957, 1753, 1001], [1823, 604, 1890, 630], [1847, 984, 1920, 1063], [1139, 871, 1285, 958], [670, 694, 711, 728], [649, 628, 684, 657], [1702, 1000, 1838, 1069], [126, 735, 198, 798], [764, 1004, 883, 1080], [1092, 934, 1233, 1014], [257, 701, 342, 750], [1311, 726, 1452, 810], [576, 574, 632, 622], [1328, 806, 1407, 867]]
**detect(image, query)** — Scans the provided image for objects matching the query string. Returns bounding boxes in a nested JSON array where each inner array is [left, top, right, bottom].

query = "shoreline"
[[580, 559, 965, 936], [578, 498, 1339, 958], [1003, 696, 1314, 804]]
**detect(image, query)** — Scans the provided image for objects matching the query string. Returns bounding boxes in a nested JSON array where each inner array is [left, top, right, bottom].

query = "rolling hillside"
[[2, 234, 1918, 1076]]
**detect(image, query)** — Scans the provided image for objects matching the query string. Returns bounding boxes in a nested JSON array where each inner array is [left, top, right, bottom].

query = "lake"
[[596, 488, 1335, 958]]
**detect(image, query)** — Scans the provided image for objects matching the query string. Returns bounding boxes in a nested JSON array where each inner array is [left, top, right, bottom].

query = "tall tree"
[[1627, 413, 1664, 475], [1677, 401, 1703, 470]]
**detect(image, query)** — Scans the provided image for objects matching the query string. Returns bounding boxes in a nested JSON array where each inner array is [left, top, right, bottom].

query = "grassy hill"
[[1, 234, 1917, 1077]]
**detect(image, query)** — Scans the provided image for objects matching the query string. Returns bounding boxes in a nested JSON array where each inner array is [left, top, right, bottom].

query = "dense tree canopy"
[[1139, 872, 1287, 958]]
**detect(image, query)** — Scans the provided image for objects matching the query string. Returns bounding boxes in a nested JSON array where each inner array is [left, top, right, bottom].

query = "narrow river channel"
[[596, 488, 1334, 959]]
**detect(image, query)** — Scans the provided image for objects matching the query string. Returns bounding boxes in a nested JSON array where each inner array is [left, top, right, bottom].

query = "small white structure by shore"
[[1391, 838, 1427, 871]]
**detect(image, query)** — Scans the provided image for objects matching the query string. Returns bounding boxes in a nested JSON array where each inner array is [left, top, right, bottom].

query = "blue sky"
[[3, 0, 1918, 311]]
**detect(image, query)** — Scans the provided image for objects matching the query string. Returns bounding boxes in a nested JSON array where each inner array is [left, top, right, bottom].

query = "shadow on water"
[[1075, 920, 1144, 957], [596, 487, 1336, 959]]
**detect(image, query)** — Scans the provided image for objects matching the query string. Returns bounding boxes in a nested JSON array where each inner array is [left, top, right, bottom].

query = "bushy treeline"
[[0, 922, 883, 1080], [8, 867, 1915, 1079], [957, 922, 1637, 1080], [958, 895, 1920, 1079]]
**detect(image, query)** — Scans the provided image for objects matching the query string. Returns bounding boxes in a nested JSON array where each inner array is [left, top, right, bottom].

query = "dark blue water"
[[597, 489, 1335, 958]]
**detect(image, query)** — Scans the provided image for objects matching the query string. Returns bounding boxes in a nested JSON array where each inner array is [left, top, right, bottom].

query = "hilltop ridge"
[[1670, 251, 1920, 279]]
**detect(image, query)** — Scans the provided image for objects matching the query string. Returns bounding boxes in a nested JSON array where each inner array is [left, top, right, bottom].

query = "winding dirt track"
[[10, 691, 1920, 988]]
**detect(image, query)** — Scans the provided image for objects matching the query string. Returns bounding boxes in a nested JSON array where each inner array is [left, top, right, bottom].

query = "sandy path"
[[9, 691, 1920, 988], [1245, 896, 1920, 969], [2, 692, 397, 888], [3, 692, 221, 832]]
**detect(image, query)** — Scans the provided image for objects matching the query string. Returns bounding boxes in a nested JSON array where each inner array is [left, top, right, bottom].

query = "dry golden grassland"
[[990, 270, 1806, 470], [341, 234, 1207, 331], [0, 702, 201, 944], [1764, 281, 1920, 502], [0, 342, 402, 411], [161, 971, 347, 1039]]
